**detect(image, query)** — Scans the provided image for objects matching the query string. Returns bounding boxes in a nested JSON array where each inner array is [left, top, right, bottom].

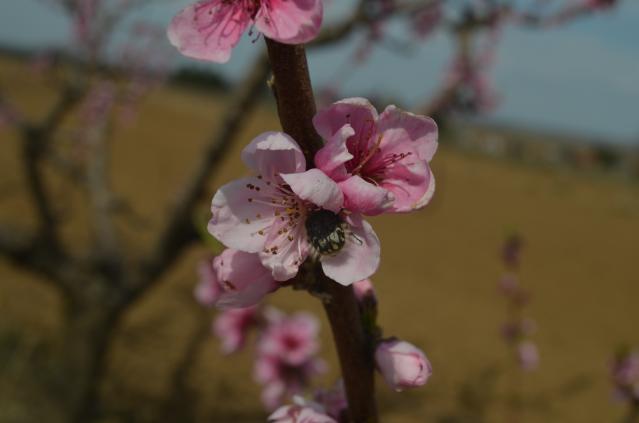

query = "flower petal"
[[167, 0, 250, 63], [255, 0, 323, 44], [208, 176, 278, 253], [378, 105, 438, 162], [259, 217, 309, 281], [242, 131, 306, 177], [321, 214, 380, 286], [313, 97, 379, 141], [372, 142, 430, 213], [280, 169, 343, 213], [314, 124, 354, 181], [214, 249, 278, 309], [338, 175, 393, 216], [413, 168, 436, 209]]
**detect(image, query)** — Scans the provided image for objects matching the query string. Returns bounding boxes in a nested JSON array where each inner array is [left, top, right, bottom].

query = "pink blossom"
[[210, 248, 278, 309], [213, 306, 259, 354], [268, 396, 336, 423], [258, 312, 319, 365], [375, 339, 432, 391], [611, 350, 639, 401], [255, 353, 326, 410], [313, 381, 348, 421], [313, 98, 438, 215], [208, 131, 380, 286], [411, 3, 442, 39], [167, 0, 323, 63], [517, 340, 539, 371], [194, 258, 222, 306]]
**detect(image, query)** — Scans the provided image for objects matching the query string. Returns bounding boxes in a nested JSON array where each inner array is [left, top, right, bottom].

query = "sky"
[[0, 0, 638, 144]]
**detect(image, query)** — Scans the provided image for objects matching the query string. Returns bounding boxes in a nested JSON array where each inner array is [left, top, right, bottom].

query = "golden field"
[[1, 56, 638, 422]]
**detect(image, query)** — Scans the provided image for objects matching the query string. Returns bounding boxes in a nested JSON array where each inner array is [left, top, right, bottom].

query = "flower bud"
[[375, 339, 432, 391], [517, 340, 539, 371]]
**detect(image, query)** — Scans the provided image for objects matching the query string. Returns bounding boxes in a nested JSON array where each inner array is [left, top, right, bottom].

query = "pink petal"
[[242, 131, 307, 177], [167, 0, 250, 63], [338, 175, 394, 216], [313, 97, 379, 141], [314, 124, 354, 181], [280, 169, 343, 213], [321, 214, 380, 286], [375, 142, 431, 213], [208, 176, 278, 253], [378, 105, 438, 162], [255, 0, 323, 44], [259, 216, 309, 281], [414, 168, 436, 209], [194, 258, 221, 306], [214, 249, 278, 309]]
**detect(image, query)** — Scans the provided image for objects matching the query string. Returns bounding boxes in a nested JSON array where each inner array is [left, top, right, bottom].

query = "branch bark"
[[265, 38, 378, 423]]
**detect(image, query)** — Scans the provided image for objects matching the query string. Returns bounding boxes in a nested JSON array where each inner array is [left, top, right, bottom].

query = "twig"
[[265, 38, 378, 423]]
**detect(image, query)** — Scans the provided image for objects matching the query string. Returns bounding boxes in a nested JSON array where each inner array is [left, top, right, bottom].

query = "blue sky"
[[1, 0, 638, 143]]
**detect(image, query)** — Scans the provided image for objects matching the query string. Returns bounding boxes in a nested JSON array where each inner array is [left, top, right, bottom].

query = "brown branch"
[[265, 38, 378, 423], [85, 119, 121, 265], [135, 53, 270, 294], [0, 224, 75, 297]]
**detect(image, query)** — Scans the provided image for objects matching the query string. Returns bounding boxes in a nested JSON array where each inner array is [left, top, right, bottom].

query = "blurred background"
[[0, 0, 638, 422]]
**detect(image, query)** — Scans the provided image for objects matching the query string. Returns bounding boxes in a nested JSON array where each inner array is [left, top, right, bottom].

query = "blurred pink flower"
[[517, 340, 539, 371], [208, 131, 380, 286], [255, 353, 326, 410], [213, 306, 260, 354], [168, 0, 323, 63], [194, 258, 222, 306], [268, 396, 336, 423], [258, 312, 319, 366], [611, 350, 639, 402], [375, 339, 432, 391], [411, 2, 442, 39], [313, 381, 348, 421], [314, 98, 438, 214]]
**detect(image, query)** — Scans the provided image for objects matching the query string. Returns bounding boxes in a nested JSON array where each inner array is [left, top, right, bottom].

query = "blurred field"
[[1, 55, 639, 422]]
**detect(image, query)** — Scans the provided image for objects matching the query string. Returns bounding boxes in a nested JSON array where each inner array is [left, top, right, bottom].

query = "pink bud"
[[517, 341, 540, 371], [353, 279, 375, 301], [375, 339, 432, 391]]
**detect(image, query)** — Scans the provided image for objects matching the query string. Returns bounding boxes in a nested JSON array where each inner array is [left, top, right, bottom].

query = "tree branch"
[[265, 38, 378, 423]]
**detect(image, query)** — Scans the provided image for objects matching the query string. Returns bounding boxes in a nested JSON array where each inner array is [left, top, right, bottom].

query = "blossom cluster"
[[498, 234, 539, 372], [205, 98, 437, 289], [211, 304, 329, 411]]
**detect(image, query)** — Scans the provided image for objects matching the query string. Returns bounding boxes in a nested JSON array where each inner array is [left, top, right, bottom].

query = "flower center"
[[305, 210, 347, 256]]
